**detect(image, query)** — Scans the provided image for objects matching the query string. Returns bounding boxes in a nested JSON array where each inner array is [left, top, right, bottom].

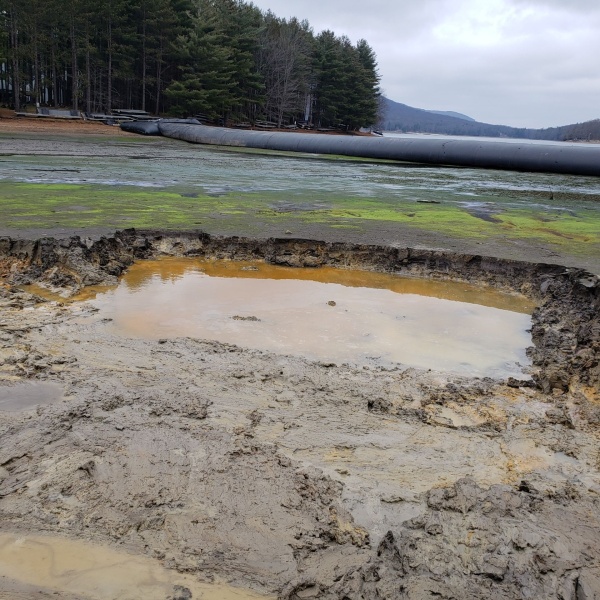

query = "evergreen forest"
[[0, 0, 381, 129]]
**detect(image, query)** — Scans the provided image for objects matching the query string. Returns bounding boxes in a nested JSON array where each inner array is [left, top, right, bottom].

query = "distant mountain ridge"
[[425, 110, 475, 122], [381, 97, 600, 141]]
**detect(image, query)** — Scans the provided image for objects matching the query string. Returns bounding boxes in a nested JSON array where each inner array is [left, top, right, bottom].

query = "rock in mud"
[[167, 586, 192, 600]]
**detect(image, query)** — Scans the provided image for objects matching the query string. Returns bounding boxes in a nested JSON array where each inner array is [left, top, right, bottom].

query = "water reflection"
[[91, 258, 533, 378]]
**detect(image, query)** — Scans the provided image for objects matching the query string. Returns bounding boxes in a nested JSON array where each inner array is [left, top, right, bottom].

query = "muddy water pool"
[[0, 533, 271, 599], [89, 258, 534, 379]]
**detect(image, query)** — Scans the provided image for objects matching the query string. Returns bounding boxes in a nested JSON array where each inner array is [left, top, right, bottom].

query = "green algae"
[[255, 194, 600, 253], [0, 182, 233, 230], [1, 181, 599, 260]]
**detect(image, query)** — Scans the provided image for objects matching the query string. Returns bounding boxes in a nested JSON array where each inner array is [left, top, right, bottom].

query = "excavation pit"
[[88, 257, 534, 379]]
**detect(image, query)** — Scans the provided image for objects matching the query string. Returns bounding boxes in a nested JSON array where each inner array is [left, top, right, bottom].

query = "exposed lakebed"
[[87, 258, 534, 379], [1, 131, 599, 272], [1, 232, 599, 600], [2, 115, 600, 599]]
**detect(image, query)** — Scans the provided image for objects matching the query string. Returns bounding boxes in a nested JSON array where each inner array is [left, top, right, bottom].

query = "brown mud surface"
[[0, 110, 368, 137], [0, 229, 599, 599]]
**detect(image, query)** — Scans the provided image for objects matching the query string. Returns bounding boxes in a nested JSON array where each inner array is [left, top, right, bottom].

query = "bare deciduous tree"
[[257, 15, 311, 127]]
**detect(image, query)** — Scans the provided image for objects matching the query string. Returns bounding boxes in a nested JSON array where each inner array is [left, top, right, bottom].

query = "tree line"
[[0, 0, 381, 129]]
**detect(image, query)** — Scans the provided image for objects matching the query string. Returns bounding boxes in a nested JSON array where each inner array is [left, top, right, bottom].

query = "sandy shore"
[[0, 111, 134, 137]]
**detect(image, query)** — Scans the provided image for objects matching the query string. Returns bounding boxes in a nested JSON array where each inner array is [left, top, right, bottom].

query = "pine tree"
[[0, 0, 381, 123], [2, 0, 25, 109], [312, 31, 381, 130], [164, 0, 235, 117], [213, 0, 263, 121], [355, 38, 381, 126], [312, 30, 345, 128]]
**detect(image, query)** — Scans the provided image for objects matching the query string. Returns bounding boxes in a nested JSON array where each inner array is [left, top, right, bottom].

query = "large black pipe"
[[158, 122, 600, 177], [120, 120, 161, 135], [120, 118, 201, 137]]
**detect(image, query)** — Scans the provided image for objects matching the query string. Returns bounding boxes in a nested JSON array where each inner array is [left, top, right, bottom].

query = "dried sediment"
[[1, 230, 599, 600]]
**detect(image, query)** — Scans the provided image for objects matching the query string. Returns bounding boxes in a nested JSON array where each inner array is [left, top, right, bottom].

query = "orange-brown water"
[[117, 258, 534, 313], [89, 258, 533, 378]]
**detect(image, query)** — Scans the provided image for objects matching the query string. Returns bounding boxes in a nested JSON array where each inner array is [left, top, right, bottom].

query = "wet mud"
[[0, 229, 599, 599]]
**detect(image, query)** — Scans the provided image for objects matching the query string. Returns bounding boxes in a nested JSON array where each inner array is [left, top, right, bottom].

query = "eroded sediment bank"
[[1, 230, 599, 599]]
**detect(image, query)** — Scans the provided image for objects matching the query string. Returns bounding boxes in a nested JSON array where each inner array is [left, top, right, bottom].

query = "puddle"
[[0, 533, 271, 600], [21, 282, 114, 303], [0, 382, 63, 412], [90, 258, 533, 378]]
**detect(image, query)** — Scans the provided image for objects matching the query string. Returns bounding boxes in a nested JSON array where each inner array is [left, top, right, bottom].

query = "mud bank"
[[1, 230, 600, 599]]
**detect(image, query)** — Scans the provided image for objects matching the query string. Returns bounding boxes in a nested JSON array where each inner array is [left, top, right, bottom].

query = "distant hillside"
[[381, 97, 600, 141], [426, 110, 475, 122]]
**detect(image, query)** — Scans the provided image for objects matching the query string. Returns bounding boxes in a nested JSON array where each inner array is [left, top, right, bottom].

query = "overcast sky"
[[249, 0, 600, 129]]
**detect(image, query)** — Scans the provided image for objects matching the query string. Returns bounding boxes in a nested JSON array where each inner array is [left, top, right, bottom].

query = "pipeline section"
[[120, 118, 201, 136], [120, 120, 600, 176]]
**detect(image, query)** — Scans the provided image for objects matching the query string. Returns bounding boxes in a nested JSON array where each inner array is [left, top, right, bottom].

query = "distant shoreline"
[[382, 130, 600, 143], [0, 111, 375, 138]]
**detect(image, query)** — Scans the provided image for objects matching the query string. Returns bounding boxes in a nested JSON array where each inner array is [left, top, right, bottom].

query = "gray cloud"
[[250, 0, 600, 128], [510, 0, 600, 12]]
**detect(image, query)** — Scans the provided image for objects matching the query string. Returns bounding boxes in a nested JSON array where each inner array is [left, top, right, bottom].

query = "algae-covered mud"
[[1, 132, 599, 272], [0, 231, 599, 599]]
